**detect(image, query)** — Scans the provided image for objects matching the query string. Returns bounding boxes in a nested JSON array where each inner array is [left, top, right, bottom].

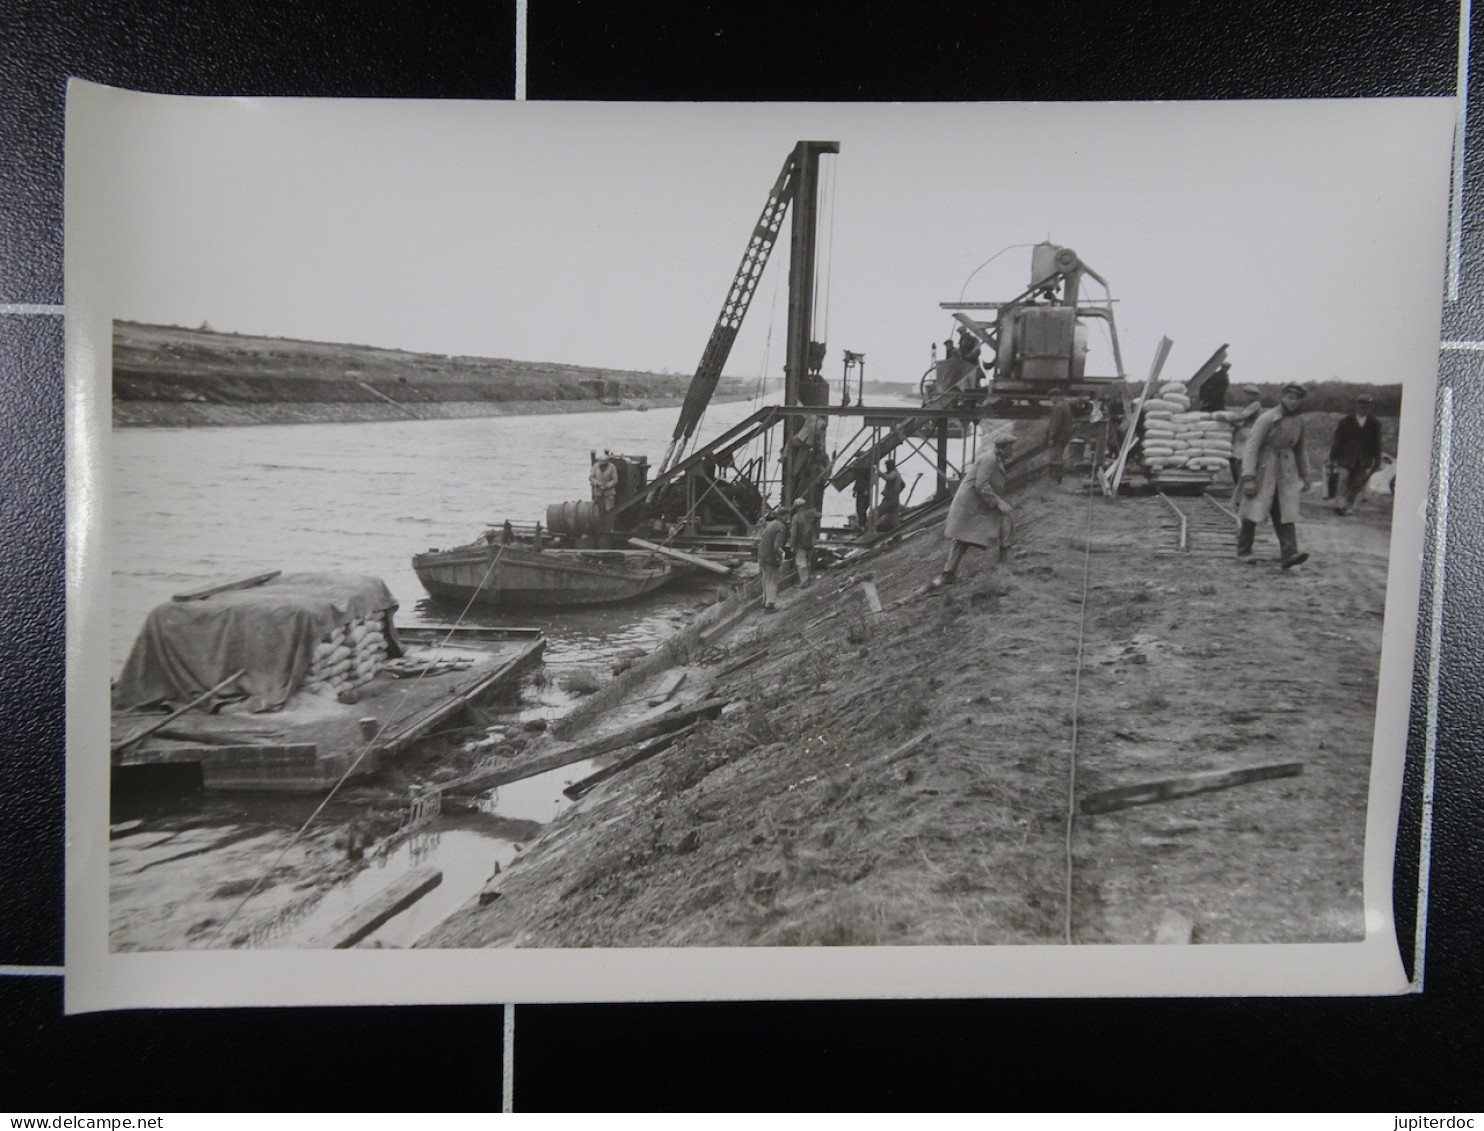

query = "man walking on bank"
[[1328, 393, 1383, 516], [937, 427, 1016, 585], [1237, 382, 1313, 569]]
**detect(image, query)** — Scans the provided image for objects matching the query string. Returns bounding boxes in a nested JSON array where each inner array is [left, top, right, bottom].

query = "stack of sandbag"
[[1138, 381, 1233, 476], [301, 612, 390, 696]]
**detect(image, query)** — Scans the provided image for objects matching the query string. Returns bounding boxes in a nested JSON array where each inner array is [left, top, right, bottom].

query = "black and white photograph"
[[65, 88, 1452, 1008]]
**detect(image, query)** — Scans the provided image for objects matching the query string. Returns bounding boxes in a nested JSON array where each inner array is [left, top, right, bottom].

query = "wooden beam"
[[860, 579, 883, 614], [373, 640, 543, 755], [445, 698, 728, 794], [1079, 761, 1303, 815], [627, 537, 734, 576], [714, 647, 768, 679], [563, 723, 699, 800], [646, 669, 687, 706], [172, 572, 281, 602], [110, 670, 247, 754], [310, 867, 442, 949], [113, 741, 319, 768]]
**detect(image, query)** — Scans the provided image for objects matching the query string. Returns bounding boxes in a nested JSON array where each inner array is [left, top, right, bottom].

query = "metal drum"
[[546, 500, 602, 536]]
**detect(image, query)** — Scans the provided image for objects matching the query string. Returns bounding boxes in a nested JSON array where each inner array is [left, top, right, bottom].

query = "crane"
[[658, 140, 839, 476]]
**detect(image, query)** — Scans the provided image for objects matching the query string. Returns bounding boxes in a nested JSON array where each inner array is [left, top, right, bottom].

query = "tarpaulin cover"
[[113, 573, 399, 713]]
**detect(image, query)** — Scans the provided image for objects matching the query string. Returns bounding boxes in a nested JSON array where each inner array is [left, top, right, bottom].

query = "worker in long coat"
[[589, 456, 619, 513], [877, 459, 906, 531], [1237, 383, 1312, 568], [937, 428, 1016, 584]]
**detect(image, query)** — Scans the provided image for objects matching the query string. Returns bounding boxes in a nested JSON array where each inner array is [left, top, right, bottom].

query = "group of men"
[[756, 496, 821, 612], [748, 374, 1388, 606]]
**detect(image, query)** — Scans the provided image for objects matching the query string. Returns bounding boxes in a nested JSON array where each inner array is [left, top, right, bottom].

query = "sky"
[[70, 91, 1455, 391]]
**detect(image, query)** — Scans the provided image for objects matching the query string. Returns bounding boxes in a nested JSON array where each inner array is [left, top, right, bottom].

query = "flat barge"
[[112, 625, 543, 792]]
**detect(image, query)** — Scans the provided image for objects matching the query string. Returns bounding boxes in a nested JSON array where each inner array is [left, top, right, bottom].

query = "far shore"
[[112, 392, 758, 429]]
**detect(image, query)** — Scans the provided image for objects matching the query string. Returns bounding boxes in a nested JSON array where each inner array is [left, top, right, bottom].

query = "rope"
[[1063, 489, 1095, 945], [210, 546, 509, 945]]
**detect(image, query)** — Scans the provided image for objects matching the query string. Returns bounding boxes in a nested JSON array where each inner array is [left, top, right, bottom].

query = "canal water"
[[108, 391, 944, 949]]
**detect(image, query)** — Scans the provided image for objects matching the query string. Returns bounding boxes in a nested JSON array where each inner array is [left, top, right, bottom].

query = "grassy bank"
[[113, 321, 751, 427]]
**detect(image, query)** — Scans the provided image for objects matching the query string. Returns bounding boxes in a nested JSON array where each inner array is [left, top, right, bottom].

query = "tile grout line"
[[0, 304, 64, 316]]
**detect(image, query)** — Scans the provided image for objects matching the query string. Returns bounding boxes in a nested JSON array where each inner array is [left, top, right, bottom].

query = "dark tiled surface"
[[529, 0, 1456, 101], [0, 977, 506, 1108], [0, 314, 63, 967]]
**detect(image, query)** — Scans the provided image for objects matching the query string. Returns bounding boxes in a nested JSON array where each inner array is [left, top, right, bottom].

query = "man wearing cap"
[[937, 428, 1016, 585], [1238, 383, 1312, 569], [757, 508, 787, 612], [789, 496, 819, 588], [589, 454, 619, 515], [1229, 385, 1265, 490], [878, 459, 906, 531], [1328, 393, 1383, 516]]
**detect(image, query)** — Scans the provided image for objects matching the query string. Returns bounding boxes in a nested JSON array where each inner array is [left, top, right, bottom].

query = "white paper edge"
[[62, 81, 1453, 1011]]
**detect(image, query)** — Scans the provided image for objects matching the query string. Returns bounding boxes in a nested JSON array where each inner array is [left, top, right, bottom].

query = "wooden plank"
[[396, 625, 544, 645], [646, 669, 687, 707], [172, 572, 281, 602], [445, 698, 728, 794], [627, 537, 734, 576], [374, 639, 544, 754], [153, 726, 283, 746], [1079, 761, 1304, 815], [562, 723, 699, 800], [310, 867, 442, 949], [114, 741, 318, 768], [860, 579, 883, 614], [110, 670, 247, 754], [714, 647, 768, 679]]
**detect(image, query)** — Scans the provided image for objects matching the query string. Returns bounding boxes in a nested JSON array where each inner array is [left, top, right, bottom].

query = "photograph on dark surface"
[[65, 85, 1452, 1005]]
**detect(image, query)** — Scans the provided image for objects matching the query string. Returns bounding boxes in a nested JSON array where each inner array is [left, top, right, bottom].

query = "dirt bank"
[[423, 469, 1393, 948], [112, 321, 751, 427]]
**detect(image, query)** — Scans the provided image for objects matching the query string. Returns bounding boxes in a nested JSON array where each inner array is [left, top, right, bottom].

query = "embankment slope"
[[425, 471, 1392, 948]]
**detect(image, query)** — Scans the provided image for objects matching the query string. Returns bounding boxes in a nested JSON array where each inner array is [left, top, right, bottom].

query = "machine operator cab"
[[939, 242, 1126, 410]]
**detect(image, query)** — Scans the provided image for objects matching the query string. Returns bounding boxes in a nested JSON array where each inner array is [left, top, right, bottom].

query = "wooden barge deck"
[[111, 626, 544, 792]]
